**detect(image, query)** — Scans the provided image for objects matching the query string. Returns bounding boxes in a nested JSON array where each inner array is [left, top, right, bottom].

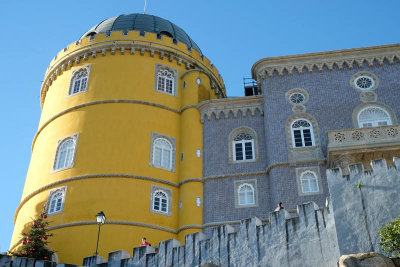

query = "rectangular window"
[[235, 143, 243, 160], [378, 121, 388, 126], [363, 123, 373, 127], [73, 80, 81, 94], [303, 129, 313, 146], [244, 142, 253, 160], [293, 130, 303, 147]]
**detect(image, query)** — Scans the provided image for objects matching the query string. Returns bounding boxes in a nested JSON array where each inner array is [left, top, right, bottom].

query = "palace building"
[[10, 14, 400, 264]]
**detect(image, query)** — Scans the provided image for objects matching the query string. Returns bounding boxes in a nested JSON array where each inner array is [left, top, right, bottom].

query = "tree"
[[379, 215, 400, 256], [10, 212, 54, 260]]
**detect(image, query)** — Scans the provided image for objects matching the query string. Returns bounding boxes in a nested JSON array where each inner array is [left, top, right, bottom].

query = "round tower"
[[10, 14, 225, 264]]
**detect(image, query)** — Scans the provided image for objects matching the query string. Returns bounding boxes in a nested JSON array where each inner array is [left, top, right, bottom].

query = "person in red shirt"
[[140, 237, 151, 246]]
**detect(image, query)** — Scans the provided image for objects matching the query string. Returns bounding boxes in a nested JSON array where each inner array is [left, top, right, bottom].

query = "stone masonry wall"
[[1, 201, 340, 267], [327, 158, 400, 256]]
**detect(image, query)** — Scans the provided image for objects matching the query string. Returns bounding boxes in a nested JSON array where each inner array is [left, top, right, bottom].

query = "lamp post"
[[95, 211, 106, 255]]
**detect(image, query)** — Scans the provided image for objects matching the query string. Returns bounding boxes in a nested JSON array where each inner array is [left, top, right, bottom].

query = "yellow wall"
[[11, 31, 224, 264]]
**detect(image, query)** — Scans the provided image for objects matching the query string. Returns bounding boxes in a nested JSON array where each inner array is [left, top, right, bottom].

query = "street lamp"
[[95, 211, 106, 255]]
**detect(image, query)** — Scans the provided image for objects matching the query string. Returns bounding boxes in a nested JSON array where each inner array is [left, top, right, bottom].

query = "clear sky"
[[1, 0, 400, 253]]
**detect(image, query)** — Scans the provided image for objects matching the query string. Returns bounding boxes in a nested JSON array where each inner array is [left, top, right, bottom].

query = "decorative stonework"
[[45, 186, 67, 216], [40, 37, 226, 107], [350, 72, 379, 92], [197, 95, 263, 123], [360, 91, 378, 103], [285, 88, 309, 106], [252, 43, 400, 79], [330, 154, 355, 175], [292, 104, 306, 114]]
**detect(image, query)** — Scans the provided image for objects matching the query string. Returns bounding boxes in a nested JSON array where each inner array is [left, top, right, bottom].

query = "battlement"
[[1, 201, 339, 267], [40, 30, 226, 107], [327, 158, 400, 256]]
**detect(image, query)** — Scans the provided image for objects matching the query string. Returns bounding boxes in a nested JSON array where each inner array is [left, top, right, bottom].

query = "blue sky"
[[1, 0, 400, 252]]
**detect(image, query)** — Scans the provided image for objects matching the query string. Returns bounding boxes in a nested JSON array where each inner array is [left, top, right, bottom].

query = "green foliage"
[[9, 212, 54, 260], [379, 215, 400, 256], [356, 183, 362, 189]]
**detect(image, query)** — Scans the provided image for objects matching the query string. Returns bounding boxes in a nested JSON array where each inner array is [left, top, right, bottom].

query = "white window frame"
[[237, 183, 255, 206], [154, 64, 178, 97], [153, 138, 172, 170], [150, 185, 172, 216], [300, 171, 320, 194], [149, 133, 176, 172], [234, 179, 258, 208], [357, 106, 392, 128], [291, 119, 315, 148], [47, 186, 67, 215], [233, 137, 255, 162], [53, 134, 79, 172], [68, 65, 91, 96]]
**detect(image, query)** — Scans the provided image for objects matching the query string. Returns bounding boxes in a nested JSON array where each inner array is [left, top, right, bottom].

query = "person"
[[140, 237, 151, 246], [274, 202, 284, 211]]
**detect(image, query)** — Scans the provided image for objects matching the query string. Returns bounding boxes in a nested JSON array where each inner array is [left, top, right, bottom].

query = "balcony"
[[327, 125, 400, 172]]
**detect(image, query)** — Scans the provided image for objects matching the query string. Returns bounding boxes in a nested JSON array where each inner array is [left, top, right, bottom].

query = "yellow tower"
[[10, 14, 225, 264]]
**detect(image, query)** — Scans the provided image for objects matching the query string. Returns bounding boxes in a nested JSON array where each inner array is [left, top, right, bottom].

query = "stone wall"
[[327, 158, 400, 256], [1, 201, 340, 267]]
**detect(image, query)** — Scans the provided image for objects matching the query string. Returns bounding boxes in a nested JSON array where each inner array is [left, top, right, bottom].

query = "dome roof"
[[80, 14, 202, 54]]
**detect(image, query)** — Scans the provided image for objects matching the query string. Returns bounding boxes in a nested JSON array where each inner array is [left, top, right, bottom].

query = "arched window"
[[300, 171, 319, 193], [291, 119, 314, 147], [238, 183, 255, 206], [156, 68, 175, 95], [358, 106, 392, 128], [233, 133, 255, 161], [153, 190, 168, 213], [47, 188, 66, 215], [153, 138, 172, 170], [54, 138, 76, 171], [69, 67, 89, 95]]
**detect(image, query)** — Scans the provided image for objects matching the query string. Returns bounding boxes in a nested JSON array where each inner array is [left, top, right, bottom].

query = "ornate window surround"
[[68, 65, 91, 96], [154, 64, 178, 97], [149, 132, 176, 172], [285, 88, 309, 106], [228, 127, 259, 164], [352, 102, 397, 128], [150, 185, 172, 216], [285, 113, 324, 164], [53, 133, 79, 173], [295, 167, 323, 196], [290, 119, 315, 148], [234, 179, 258, 208], [46, 186, 67, 216], [350, 72, 379, 92]]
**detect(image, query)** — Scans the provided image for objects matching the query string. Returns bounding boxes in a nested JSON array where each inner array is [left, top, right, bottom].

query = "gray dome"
[[80, 14, 202, 54]]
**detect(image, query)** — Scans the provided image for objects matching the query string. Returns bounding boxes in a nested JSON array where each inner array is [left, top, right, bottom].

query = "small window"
[[150, 185, 172, 216], [358, 106, 392, 128], [291, 119, 314, 147], [54, 136, 77, 171], [300, 171, 319, 193], [47, 187, 67, 215], [153, 190, 168, 213], [238, 183, 255, 206], [157, 69, 174, 95], [233, 133, 255, 161], [354, 76, 375, 91], [69, 65, 91, 96]]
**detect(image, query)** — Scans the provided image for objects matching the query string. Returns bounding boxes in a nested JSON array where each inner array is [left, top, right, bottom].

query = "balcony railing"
[[327, 124, 400, 150]]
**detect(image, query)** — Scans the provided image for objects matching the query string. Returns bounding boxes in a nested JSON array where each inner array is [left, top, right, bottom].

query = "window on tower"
[[149, 133, 176, 172], [53, 134, 79, 172], [300, 171, 319, 193], [150, 185, 172, 216], [68, 65, 91, 96], [47, 186, 67, 215], [154, 64, 177, 96], [238, 183, 255, 206]]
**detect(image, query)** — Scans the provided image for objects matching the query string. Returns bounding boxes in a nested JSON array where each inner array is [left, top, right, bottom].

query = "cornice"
[[252, 43, 400, 80], [197, 95, 264, 123], [40, 39, 226, 107]]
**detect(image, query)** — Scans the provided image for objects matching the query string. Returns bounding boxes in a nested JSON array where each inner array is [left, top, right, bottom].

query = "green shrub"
[[379, 216, 400, 256]]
